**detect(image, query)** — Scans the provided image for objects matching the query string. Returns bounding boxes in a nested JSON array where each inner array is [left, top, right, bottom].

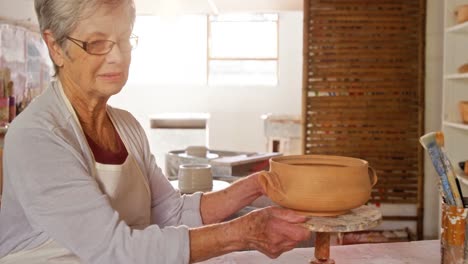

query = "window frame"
[[206, 13, 280, 86]]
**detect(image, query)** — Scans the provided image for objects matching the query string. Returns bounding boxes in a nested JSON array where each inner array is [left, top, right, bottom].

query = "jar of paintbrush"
[[420, 131, 468, 263], [6, 80, 15, 123], [441, 202, 468, 264], [0, 78, 9, 126]]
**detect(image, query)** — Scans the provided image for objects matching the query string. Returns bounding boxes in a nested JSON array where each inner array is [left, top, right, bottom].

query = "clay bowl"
[[258, 155, 377, 216]]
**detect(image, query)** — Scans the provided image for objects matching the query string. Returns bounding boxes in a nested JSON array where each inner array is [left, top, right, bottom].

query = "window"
[[208, 14, 279, 86], [128, 15, 207, 86], [127, 14, 279, 86]]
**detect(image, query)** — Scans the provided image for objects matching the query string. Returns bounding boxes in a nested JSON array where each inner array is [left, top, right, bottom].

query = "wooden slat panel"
[[308, 53, 418, 60], [308, 116, 419, 122], [312, 19, 421, 24], [308, 87, 418, 93], [305, 148, 418, 156], [310, 28, 419, 35], [302, 0, 425, 239], [378, 179, 419, 185]]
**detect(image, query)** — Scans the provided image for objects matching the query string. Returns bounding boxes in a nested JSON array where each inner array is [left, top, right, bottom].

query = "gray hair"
[[34, 0, 136, 74]]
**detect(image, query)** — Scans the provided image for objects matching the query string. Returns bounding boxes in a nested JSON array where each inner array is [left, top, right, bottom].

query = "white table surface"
[[200, 240, 440, 264], [169, 180, 230, 193]]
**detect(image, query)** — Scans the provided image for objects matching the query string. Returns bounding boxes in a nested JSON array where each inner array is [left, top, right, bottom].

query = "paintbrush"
[[420, 132, 460, 206], [435, 132, 465, 207]]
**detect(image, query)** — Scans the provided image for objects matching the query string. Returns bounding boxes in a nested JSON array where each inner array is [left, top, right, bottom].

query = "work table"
[[200, 240, 439, 264]]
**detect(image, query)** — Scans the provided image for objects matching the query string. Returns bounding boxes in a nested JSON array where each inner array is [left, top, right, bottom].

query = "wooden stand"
[[311, 232, 334, 264], [303, 205, 382, 264]]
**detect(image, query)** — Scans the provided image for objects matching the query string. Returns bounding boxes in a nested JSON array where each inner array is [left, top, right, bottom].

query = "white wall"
[[109, 12, 304, 153], [136, 0, 303, 15], [424, 0, 444, 239], [0, 0, 37, 22], [0, 0, 303, 153], [0, 0, 443, 239]]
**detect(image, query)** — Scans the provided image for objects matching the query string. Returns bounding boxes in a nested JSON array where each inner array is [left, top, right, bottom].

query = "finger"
[[262, 241, 296, 259], [248, 240, 282, 259], [268, 207, 308, 223], [260, 250, 282, 259], [283, 224, 312, 242], [266, 216, 311, 242], [249, 233, 300, 259], [278, 241, 298, 252], [249, 225, 304, 249]]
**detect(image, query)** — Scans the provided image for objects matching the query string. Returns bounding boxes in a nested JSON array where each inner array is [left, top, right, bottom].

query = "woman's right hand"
[[189, 206, 311, 263], [234, 206, 311, 258]]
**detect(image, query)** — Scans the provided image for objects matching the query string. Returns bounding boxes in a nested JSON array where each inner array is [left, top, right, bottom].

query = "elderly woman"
[[0, 0, 311, 263]]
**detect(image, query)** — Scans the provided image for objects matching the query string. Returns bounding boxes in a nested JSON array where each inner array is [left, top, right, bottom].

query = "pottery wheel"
[[302, 205, 382, 264], [303, 205, 382, 233]]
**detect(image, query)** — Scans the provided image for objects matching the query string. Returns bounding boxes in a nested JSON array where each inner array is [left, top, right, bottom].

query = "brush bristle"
[[419, 132, 437, 149]]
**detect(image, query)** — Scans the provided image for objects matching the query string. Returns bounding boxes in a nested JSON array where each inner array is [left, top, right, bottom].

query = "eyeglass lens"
[[87, 36, 138, 55]]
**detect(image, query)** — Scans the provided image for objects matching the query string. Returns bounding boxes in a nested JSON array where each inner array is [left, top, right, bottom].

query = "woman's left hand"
[[199, 171, 266, 224], [189, 206, 311, 262], [234, 206, 311, 258]]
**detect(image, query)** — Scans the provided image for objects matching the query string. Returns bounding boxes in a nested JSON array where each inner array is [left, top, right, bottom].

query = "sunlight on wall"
[[128, 15, 207, 85]]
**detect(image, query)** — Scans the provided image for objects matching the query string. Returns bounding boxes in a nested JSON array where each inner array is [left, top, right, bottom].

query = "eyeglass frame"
[[65, 34, 138, 55]]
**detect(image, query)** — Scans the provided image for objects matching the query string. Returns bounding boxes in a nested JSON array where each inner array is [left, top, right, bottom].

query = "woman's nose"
[[105, 44, 126, 64]]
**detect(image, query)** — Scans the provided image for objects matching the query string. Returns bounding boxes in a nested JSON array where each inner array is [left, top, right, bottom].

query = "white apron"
[[0, 82, 151, 263]]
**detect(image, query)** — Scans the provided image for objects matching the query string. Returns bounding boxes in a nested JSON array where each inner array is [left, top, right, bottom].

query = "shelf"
[[444, 121, 468, 131], [443, 0, 468, 201], [446, 21, 468, 33], [444, 73, 468, 79], [456, 166, 468, 187]]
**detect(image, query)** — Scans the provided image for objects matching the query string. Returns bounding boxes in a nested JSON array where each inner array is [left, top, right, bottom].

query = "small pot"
[[459, 101, 468, 124], [455, 5, 468, 24], [458, 64, 468, 74]]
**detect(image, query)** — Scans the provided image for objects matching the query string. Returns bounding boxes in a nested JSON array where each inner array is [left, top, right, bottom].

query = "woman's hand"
[[199, 171, 266, 224], [189, 206, 311, 262], [236, 206, 311, 258]]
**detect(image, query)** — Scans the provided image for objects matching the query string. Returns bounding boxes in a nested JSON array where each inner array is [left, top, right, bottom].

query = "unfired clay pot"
[[258, 155, 378, 216], [456, 5, 468, 24], [459, 101, 468, 124]]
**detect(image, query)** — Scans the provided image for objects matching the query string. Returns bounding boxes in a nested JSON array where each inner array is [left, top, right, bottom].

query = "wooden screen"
[[302, 0, 426, 239]]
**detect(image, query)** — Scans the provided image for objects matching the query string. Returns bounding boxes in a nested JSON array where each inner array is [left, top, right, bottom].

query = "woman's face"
[[60, 3, 133, 99]]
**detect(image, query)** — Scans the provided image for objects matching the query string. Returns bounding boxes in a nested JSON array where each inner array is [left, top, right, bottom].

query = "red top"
[[85, 131, 128, 165]]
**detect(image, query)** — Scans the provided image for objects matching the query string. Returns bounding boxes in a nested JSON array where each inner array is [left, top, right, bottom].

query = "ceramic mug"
[[178, 164, 213, 193], [185, 146, 208, 158]]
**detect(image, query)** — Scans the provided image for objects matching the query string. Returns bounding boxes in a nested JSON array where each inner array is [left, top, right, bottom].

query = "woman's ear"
[[43, 30, 65, 68]]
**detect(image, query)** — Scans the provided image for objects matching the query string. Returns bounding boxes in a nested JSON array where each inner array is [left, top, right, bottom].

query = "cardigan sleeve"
[[4, 126, 193, 264]]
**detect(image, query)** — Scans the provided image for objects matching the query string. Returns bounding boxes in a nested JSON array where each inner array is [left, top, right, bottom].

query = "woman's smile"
[[97, 72, 123, 82]]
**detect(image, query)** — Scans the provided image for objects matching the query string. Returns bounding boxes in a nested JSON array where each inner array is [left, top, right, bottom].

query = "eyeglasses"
[[66, 34, 138, 55]]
